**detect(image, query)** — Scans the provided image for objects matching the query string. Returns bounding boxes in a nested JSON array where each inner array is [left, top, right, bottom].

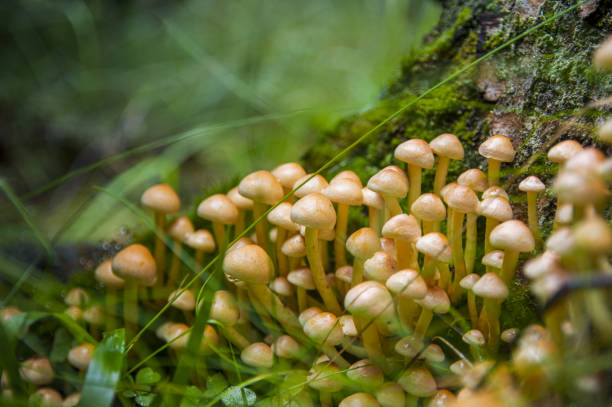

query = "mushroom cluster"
[[2, 37, 612, 407]]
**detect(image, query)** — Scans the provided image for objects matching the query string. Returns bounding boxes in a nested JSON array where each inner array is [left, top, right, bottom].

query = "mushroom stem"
[[321, 344, 350, 369], [276, 228, 288, 277], [355, 316, 385, 367], [406, 395, 419, 407], [305, 228, 341, 314], [450, 211, 467, 300], [438, 262, 451, 291], [487, 158, 501, 186], [464, 213, 478, 275], [222, 326, 250, 350], [334, 204, 349, 268], [467, 291, 478, 328], [526, 192, 542, 249], [398, 296, 419, 329], [422, 220, 434, 235], [396, 239, 419, 271], [297, 287, 307, 312], [249, 284, 301, 334], [252, 202, 269, 250], [153, 212, 166, 286], [105, 288, 118, 332], [383, 196, 402, 218], [320, 391, 332, 407], [124, 280, 138, 340], [543, 301, 565, 346], [368, 207, 382, 235], [235, 210, 246, 236], [212, 222, 226, 251], [167, 241, 182, 289], [194, 250, 204, 271], [478, 299, 500, 354], [552, 199, 567, 230], [351, 258, 365, 287], [500, 251, 519, 285], [433, 157, 450, 196], [414, 307, 433, 339], [406, 164, 422, 209], [422, 256, 436, 285], [446, 207, 454, 249], [484, 218, 499, 256]]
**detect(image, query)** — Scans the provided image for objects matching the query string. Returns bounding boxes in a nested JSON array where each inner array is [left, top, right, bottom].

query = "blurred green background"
[[0, 0, 440, 248]]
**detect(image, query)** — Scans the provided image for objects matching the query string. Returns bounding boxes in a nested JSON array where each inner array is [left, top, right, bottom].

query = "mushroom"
[[281, 233, 307, 271], [287, 268, 316, 312], [168, 288, 196, 323], [593, 35, 612, 72], [394, 139, 434, 208], [478, 135, 515, 186], [141, 184, 181, 273], [291, 193, 341, 314], [381, 214, 421, 270], [339, 393, 379, 407], [94, 259, 124, 332], [241, 342, 274, 368], [375, 382, 406, 407], [364, 251, 397, 283], [112, 244, 157, 339], [489, 220, 535, 285], [227, 186, 253, 235], [346, 227, 381, 287], [65, 287, 89, 308], [443, 184, 479, 299], [185, 229, 216, 286], [430, 133, 464, 195], [271, 162, 307, 200], [478, 196, 513, 256], [346, 359, 384, 391], [293, 174, 329, 197], [238, 170, 284, 249], [547, 140, 583, 228], [367, 166, 409, 219], [267, 202, 300, 276], [29, 388, 63, 407], [166, 216, 194, 289], [415, 232, 452, 288], [518, 176, 546, 249], [362, 187, 385, 234], [386, 269, 427, 329], [323, 173, 363, 268], [457, 168, 488, 275], [397, 366, 437, 406], [411, 193, 446, 234], [462, 329, 485, 359], [460, 273, 480, 328], [414, 286, 450, 339], [197, 194, 238, 249], [83, 305, 104, 340], [209, 290, 249, 349], [303, 312, 349, 368], [63, 393, 81, 407], [308, 361, 344, 407], [473, 272, 508, 353], [20, 357, 54, 385], [67, 343, 95, 372], [597, 118, 612, 145]]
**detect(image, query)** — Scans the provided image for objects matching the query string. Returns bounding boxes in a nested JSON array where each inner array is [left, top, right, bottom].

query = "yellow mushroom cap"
[[210, 290, 239, 326], [347, 359, 384, 388], [267, 202, 300, 232], [65, 287, 89, 307], [347, 227, 381, 259], [394, 335, 424, 358], [362, 187, 385, 209], [167, 216, 194, 242], [30, 388, 63, 407], [281, 234, 306, 257], [457, 169, 488, 192], [518, 175, 545, 193], [416, 233, 452, 263], [573, 215, 612, 256], [94, 259, 125, 288], [481, 250, 504, 269], [287, 268, 316, 290], [478, 135, 515, 162], [331, 170, 362, 184], [382, 214, 421, 242], [112, 244, 157, 286], [83, 305, 105, 326], [271, 162, 307, 189], [238, 170, 284, 205], [335, 265, 353, 284], [489, 220, 535, 253], [292, 174, 329, 198], [463, 329, 485, 346], [223, 244, 274, 284], [386, 269, 427, 299], [482, 185, 509, 201], [67, 343, 95, 370], [375, 382, 405, 407], [272, 335, 301, 359], [472, 273, 508, 300], [345, 281, 394, 321], [339, 393, 380, 407], [547, 140, 583, 164], [299, 306, 323, 326], [20, 357, 54, 385], [477, 197, 513, 221], [445, 184, 479, 213], [364, 251, 397, 282], [323, 178, 363, 206], [414, 286, 450, 313], [241, 342, 274, 368], [593, 36, 612, 72], [422, 344, 445, 363], [197, 194, 239, 225], [227, 186, 254, 210], [411, 193, 446, 222], [168, 289, 196, 311], [430, 133, 464, 160], [64, 306, 83, 321], [141, 184, 180, 214], [394, 139, 434, 169], [291, 193, 336, 231], [270, 277, 294, 297], [397, 366, 437, 398], [339, 315, 358, 337], [185, 229, 216, 252], [367, 166, 409, 198], [303, 312, 344, 345], [523, 251, 561, 280], [308, 363, 344, 392]]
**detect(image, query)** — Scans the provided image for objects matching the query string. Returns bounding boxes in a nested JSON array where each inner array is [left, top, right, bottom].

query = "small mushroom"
[[478, 135, 515, 186]]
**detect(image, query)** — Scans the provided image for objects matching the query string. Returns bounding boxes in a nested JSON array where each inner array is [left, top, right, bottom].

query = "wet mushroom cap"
[[30, 388, 63, 407], [375, 382, 406, 407], [489, 220, 535, 253], [364, 251, 397, 282], [94, 259, 125, 288], [168, 289, 196, 311], [227, 186, 254, 210], [459, 273, 480, 290], [481, 250, 504, 269], [167, 216, 194, 241], [414, 286, 450, 313], [335, 265, 353, 284], [381, 214, 421, 242], [573, 216, 612, 255], [299, 307, 323, 326], [238, 170, 284, 205], [478, 197, 513, 221], [362, 187, 385, 209], [416, 233, 452, 263], [65, 288, 89, 307], [523, 251, 562, 279], [271, 162, 307, 190], [281, 234, 307, 257], [411, 194, 446, 222], [112, 244, 157, 286], [367, 166, 409, 198], [186, 229, 216, 252], [323, 178, 364, 206], [267, 202, 300, 232], [552, 170, 609, 205], [346, 227, 381, 259], [141, 184, 181, 214], [332, 170, 362, 184], [197, 194, 239, 225], [210, 290, 239, 326], [478, 135, 515, 162], [482, 185, 509, 201], [547, 140, 583, 164], [20, 358, 54, 385], [223, 244, 274, 284], [347, 359, 384, 388], [472, 273, 508, 300], [339, 393, 380, 407], [273, 335, 301, 359], [345, 281, 394, 321], [270, 277, 294, 297], [385, 269, 427, 299], [241, 342, 274, 368], [445, 184, 479, 213], [397, 366, 437, 398], [67, 343, 95, 370], [394, 139, 435, 169], [518, 176, 545, 193], [287, 268, 316, 290], [303, 312, 344, 345], [463, 330, 485, 346], [564, 147, 606, 174], [430, 133, 464, 160], [594, 36, 612, 72], [458, 169, 488, 192], [292, 174, 329, 197], [291, 193, 336, 231]]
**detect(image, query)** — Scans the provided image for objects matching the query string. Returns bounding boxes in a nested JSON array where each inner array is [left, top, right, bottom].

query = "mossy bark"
[[303, 0, 612, 328]]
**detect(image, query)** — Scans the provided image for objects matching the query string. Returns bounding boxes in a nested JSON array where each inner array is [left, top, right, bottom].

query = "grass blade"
[[80, 329, 126, 407]]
